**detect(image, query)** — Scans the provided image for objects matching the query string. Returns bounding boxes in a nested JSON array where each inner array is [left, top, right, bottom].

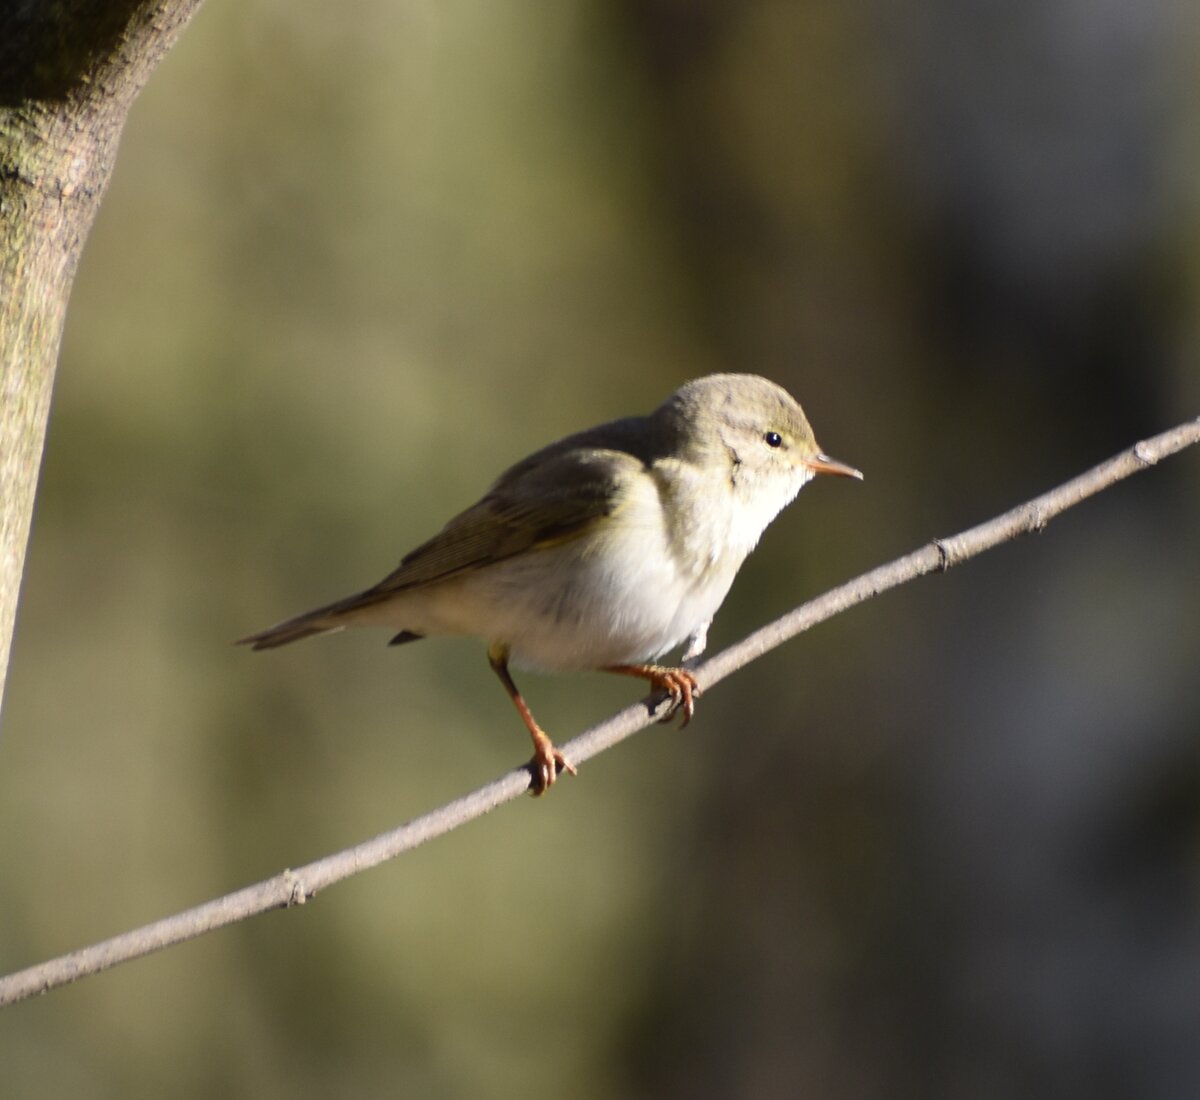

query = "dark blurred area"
[[3, 2, 1197, 1097]]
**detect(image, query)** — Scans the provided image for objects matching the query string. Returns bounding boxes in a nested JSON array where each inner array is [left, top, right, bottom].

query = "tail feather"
[[237, 616, 343, 650], [388, 630, 424, 646], [237, 593, 369, 650]]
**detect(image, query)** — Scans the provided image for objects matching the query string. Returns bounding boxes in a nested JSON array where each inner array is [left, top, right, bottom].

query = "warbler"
[[240, 374, 861, 793]]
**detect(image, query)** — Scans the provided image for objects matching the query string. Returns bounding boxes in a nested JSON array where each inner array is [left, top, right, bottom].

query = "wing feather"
[[357, 444, 643, 602]]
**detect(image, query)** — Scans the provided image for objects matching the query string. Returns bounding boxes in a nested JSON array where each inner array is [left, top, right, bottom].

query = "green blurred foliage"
[[3, 1, 1199, 1097]]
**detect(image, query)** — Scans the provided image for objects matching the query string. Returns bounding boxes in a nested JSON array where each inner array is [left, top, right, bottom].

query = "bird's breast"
[[367, 459, 796, 672]]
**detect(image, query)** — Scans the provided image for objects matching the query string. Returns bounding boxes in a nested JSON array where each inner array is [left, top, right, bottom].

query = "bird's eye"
[[763, 431, 783, 448]]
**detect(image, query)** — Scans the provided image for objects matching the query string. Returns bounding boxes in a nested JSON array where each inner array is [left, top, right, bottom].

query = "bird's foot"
[[528, 729, 576, 796], [605, 664, 702, 727]]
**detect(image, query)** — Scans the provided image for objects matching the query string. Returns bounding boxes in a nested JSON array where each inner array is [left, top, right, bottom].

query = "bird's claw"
[[651, 667, 701, 727], [528, 738, 576, 796]]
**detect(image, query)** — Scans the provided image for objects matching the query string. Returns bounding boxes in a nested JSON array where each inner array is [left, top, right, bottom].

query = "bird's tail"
[[237, 616, 338, 650], [236, 592, 373, 650]]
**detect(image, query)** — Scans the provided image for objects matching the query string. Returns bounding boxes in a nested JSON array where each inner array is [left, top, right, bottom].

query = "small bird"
[[240, 374, 861, 794]]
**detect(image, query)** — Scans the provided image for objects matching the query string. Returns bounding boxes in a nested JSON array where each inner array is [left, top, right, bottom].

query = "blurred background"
[[3, 1, 1199, 1096]]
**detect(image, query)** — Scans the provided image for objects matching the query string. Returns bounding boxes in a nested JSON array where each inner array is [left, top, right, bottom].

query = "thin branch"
[[2, 415, 1197, 1008]]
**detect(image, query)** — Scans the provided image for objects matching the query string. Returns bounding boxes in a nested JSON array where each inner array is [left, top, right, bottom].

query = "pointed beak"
[[803, 452, 863, 480]]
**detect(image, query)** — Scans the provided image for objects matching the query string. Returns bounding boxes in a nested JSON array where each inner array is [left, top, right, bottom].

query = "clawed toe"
[[605, 663, 702, 727], [655, 668, 701, 727], [528, 740, 576, 796]]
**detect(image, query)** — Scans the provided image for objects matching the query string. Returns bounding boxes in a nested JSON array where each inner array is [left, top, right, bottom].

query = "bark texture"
[[0, 0, 203, 716]]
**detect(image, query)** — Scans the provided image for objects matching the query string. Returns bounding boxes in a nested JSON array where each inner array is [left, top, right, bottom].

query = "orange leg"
[[489, 645, 576, 795], [603, 664, 702, 726]]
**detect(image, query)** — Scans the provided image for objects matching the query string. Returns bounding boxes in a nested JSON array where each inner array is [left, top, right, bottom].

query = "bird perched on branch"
[[240, 374, 861, 794]]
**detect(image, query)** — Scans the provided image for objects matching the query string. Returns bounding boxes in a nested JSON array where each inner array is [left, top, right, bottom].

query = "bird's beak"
[[803, 452, 863, 480]]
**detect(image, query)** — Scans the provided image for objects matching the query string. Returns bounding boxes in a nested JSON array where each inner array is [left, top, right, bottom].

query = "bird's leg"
[[603, 664, 702, 727], [488, 644, 576, 795]]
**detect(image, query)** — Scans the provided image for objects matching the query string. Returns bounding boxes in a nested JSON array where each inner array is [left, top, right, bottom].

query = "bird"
[[239, 374, 861, 794]]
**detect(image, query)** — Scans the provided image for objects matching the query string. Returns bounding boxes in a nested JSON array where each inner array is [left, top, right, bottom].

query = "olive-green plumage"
[[241, 374, 861, 792]]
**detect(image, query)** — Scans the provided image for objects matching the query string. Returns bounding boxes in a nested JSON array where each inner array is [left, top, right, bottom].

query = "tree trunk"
[[0, 0, 203, 717]]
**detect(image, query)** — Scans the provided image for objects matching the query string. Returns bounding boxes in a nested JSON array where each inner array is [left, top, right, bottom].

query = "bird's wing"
[[360, 445, 641, 599]]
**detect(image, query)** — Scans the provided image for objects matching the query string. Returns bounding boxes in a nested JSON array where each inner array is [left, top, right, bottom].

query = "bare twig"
[[1, 416, 1197, 1008]]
